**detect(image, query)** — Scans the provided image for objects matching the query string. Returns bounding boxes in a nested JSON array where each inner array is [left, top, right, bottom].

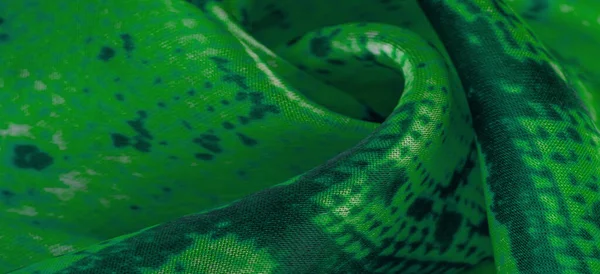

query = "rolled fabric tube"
[[0, 0, 598, 273]]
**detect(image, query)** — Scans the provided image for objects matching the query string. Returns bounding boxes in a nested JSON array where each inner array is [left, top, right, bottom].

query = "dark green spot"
[[571, 194, 585, 204], [235, 92, 248, 101], [0, 33, 9, 42], [182, 120, 192, 130], [236, 133, 258, 147], [551, 152, 567, 164], [1, 190, 14, 197], [309, 36, 331, 57], [111, 133, 130, 148], [195, 153, 214, 160], [537, 127, 550, 139], [410, 130, 422, 140], [286, 35, 302, 46], [407, 197, 433, 221], [238, 116, 249, 124], [327, 59, 345, 65], [126, 111, 152, 140], [566, 127, 583, 143], [315, 69, 331, 74], [434, 210, 462, 251], [193, 134, 222, 153], [98, 46, 115, 61], [120, 34, 135, 53], [132, 139, 151, 153], [222, 122, 235, 130], [13, 145, 54, 171]]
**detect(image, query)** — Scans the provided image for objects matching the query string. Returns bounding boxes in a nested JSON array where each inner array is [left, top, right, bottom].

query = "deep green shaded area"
[[1, 0, 599, 273]]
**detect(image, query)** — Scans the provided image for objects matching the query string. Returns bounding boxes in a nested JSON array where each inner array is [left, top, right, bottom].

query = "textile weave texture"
[[1, 0, 599, 273]]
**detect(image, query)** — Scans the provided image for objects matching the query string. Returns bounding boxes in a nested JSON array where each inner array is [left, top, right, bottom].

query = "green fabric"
[[1, 0, 599, 273]]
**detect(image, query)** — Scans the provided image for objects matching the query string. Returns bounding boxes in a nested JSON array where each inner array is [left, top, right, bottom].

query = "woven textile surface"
[[1, 0, 599, 273]]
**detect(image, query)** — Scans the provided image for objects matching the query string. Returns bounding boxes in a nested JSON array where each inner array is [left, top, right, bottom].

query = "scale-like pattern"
[[0, 0, 598, 273]]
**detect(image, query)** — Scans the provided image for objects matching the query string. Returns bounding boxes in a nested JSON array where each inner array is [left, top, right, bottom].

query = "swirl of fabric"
[[0, 0, 599, 273]]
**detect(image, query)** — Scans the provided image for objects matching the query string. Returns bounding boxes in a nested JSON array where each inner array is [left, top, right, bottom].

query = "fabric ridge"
[[0, 0, 599, 273]]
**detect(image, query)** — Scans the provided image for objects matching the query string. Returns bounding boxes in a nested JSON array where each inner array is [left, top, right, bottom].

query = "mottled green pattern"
[[0, 0, 598, 273]]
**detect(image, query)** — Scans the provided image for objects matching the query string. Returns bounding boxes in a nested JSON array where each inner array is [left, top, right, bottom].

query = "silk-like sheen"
[[1, 0, 599, 273]]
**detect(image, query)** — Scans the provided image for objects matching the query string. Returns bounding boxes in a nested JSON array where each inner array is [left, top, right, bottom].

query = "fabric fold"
[[0, 0, 598, 273]]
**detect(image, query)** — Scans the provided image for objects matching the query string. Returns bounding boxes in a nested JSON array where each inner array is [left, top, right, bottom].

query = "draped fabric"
[[1, 0, 599, 273]]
